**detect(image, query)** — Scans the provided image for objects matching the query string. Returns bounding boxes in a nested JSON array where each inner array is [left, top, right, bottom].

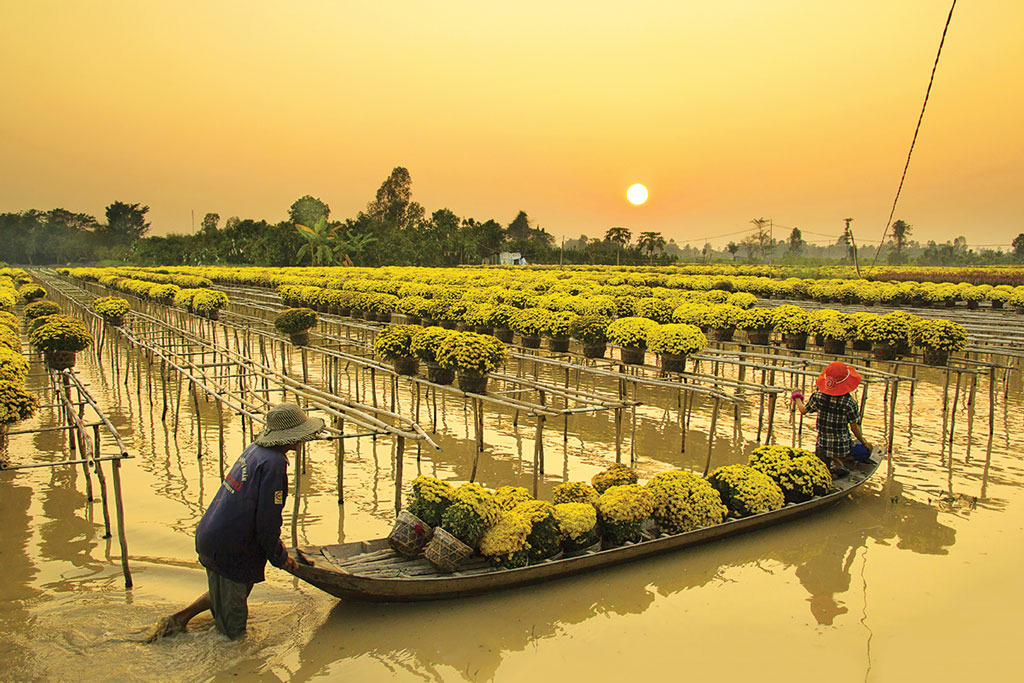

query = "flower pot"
[[945, 300, 957, 308], [289, 330, 309, 346], [424, 527, 473, 573], [813, 334, 825, 347], [473, 325, 493, 335], [440, 320, 458, 330], [44, 349, 76, 370], [659, 352, 687, 373], [337, 307, 351, 316], [378, 313, 393, 324], [923, 347, 949, 367], [520, 335, 541, 349], [103, 314, 125, 327], [746, 329, 771, 346], [823, 338, 846, 355], [25, 296, 43, 304], [873, 343, 898, 361], [457, 371, 489, 394], [206, 310, 220, 321], [783, 333, 808, 351], [426, 361, 455, 385], [392, 356, 419, 376], [493, 327, 514, 343], [548, 337, 570, 352], [862, 301, 876, 307], [620, 346, 645, 364], [896, 341, 911, 356], [966, 300, 979, 310], [406, 315, 422, 325], [388, 510, 434, 557], [582, 344, 607, 359], [852, 338, 873, 352], [351, 309, 365, 319], [421, 317, 437, 327], [710, 327, 735, 342], [992, 300, 1004, 309]]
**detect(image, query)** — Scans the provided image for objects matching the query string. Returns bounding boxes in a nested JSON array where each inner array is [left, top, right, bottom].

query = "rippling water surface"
[[2, 326, 1023, 682]]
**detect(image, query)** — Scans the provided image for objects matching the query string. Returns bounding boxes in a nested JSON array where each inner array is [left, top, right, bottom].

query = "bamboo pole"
[[110, 458, 133, 588], [702, 396, 722, 477], [394, 435, 405, 515]]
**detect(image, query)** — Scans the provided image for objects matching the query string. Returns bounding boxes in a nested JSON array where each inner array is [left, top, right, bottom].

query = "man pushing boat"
[[146, 403, 323, 641]]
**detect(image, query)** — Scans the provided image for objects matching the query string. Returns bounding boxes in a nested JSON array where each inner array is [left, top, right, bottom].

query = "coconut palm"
[[605, 226, 632, 266], [637, 231, 666, 264]]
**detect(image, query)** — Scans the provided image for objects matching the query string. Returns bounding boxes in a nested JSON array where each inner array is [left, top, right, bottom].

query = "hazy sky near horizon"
[[1, 1, 1021, 249]]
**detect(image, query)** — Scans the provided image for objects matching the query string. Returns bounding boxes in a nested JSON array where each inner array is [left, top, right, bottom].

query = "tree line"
[[2, 167, 1021, 267]]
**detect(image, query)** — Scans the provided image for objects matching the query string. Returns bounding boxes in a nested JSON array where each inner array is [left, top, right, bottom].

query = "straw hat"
[[255, 403, 324, 447], [816, 361, 862, 396]]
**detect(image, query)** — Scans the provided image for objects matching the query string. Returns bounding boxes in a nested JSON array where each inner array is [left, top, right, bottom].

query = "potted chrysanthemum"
[[909, 318, 968, 366], [273, 307, 319, 346], [435, 331, 507, 394], [606, 317, 659, 364], [411, 326, 458, 384], [28, 315, 93, 370], [646, 323, 708, 373], [374, 324, 424, 376], [569, 315, 611, 359]]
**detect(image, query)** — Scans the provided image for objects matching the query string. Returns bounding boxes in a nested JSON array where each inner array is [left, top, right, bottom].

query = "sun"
[[626, 183, 649, 205]]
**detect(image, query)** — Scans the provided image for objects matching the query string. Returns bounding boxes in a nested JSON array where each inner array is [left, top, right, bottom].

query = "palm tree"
[[295, 218, 341, 266], [605, 226, 632, 265], [637, 231, 666, 264]]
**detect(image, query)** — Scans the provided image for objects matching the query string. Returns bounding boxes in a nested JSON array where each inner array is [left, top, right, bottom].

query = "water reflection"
[[0, 481, 40, 680], [252, 477, 957, 682]]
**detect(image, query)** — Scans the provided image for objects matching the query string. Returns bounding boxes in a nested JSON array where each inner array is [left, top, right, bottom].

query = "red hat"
[[816, 361, 861, 396]]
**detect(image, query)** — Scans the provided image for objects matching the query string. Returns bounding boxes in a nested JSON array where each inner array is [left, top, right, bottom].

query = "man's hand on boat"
[[282, 555, 299, 571]]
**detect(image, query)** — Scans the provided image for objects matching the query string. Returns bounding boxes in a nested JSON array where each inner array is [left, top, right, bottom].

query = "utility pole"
[[560, 236, 564, 268], [844, 217, 863, 277], [769, 219, 774, 264], [191, 209, 195, 233]]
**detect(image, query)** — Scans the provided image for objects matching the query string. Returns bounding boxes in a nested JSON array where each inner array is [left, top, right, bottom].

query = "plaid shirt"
[[805, 391, 860, 460]]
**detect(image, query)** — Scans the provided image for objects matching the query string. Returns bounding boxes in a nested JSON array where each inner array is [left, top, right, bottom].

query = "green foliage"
[[407, 475, 457, 527], [568, 315, 610, 346], [24, 300, 61, 320], [591, 463, 639, 494], [707, 464, 785, 517], [373, 324, 423, 360], [646, 323, 708, 356], [436, 332, 507, 373], [0, 379, 37, 425], [274, 307, 319, 335], [748, 445, 831, 503], [17, 284, 46, 302], [516, 500, 563, 560], [552, 481, 599, 506], [645, 470, 727, 534]]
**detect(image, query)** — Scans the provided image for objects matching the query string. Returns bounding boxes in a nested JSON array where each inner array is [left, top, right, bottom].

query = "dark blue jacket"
[[196, 443, 289, 583]]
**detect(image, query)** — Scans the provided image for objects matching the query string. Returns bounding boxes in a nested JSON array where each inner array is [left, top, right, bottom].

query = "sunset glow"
[[626, 184, 649, 206], [0, 1, 1021, 247]]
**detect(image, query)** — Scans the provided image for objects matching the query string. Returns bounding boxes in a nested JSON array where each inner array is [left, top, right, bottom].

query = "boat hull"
[[287, 461, 879, 602]]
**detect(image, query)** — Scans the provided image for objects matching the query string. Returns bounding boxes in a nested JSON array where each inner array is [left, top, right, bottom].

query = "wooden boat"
[[286, 458, 881, 602]]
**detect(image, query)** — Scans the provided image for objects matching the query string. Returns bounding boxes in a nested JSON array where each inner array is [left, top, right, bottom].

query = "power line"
[[868, 0, 958, 272]]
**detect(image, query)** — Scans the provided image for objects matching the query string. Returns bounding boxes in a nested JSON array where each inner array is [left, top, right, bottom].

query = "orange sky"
[[1, 1, 1021, 249]]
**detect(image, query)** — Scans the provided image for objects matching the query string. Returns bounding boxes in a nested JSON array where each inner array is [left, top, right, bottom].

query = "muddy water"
[[2, 326, 1024, 682]]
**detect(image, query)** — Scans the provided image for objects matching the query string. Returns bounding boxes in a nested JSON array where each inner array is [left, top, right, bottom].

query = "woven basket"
[[620, 346, 645, 365], [388, 510, 434, 557], [582, 344, 606, 359], [289, 330, 309, 346], [548, 337, 570, 352], [424, 527, 473, 573]]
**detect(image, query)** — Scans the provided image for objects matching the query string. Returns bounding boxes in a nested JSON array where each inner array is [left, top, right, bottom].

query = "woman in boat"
[[791, 361, 873, 478]]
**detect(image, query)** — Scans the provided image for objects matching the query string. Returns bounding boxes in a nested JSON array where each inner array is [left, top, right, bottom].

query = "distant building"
[[483, 251, 528, 266]]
